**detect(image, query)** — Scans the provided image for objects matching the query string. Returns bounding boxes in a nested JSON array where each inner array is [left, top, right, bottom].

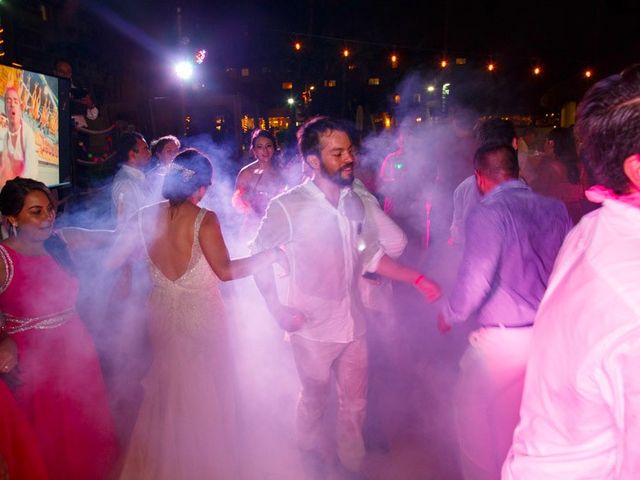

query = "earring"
[[10, 223, 18, 237]]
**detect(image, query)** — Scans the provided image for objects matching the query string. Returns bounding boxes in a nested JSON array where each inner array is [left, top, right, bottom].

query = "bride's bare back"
[[139, 200, 236, 282], [141, 202, 201, 281]]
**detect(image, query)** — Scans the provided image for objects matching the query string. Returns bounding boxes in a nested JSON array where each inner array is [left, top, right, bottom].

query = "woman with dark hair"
[[232, 129, 286, 238], [147, 134, 181, 202], [0, 177, 119, 479], [110, 149, 288, 479]]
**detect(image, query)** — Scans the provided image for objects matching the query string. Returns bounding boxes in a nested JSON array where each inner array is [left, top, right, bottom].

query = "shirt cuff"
[[441, 300, 465, 325], [363, 247, 385, 273]]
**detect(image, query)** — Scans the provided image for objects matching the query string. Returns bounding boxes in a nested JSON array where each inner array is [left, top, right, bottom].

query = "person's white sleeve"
[[356, 182, 407, 272], [601, 328, 640, 478], [112, 181, 139, 226], [249, 199, 291, 253]]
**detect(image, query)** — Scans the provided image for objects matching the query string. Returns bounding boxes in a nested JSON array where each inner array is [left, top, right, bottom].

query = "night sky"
[[90, 0, 639, 77], [58, 0, 640, 120]]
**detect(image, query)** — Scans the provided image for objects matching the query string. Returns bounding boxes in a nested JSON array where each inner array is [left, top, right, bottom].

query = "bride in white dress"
[[108, 149, 288, 479]]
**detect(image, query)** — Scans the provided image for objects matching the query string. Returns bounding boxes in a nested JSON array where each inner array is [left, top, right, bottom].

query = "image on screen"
[[0, 63, 70, 189]]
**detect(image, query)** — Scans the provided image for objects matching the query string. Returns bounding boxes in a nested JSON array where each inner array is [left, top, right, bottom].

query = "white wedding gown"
[[119, 208, 239, 479]]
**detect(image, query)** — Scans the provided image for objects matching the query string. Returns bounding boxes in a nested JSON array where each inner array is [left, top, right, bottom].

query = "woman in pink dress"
[[0, 337, 48, 480], [0, 177, 118, 479]]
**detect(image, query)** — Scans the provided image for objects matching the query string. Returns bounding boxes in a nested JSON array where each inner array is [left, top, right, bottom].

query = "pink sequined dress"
[[0, 244, 118, 480]]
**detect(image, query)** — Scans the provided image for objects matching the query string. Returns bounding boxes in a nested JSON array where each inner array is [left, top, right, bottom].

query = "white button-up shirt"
[[252, 179, 383, 343], [112, 164, 149, 225], [503, 199, 640, 480]]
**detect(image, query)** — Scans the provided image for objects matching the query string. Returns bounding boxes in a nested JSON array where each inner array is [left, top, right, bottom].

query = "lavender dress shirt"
[[443, 179, 572, 327]]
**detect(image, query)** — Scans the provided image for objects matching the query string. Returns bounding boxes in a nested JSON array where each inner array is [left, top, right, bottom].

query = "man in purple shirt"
[[438, 143, 572, 480]]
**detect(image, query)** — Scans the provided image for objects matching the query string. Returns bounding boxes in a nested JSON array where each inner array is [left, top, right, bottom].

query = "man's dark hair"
[[53, 58, 71, 72], [474, 143, 519, 181], [297, 116, 356, 161], [474, 118, 517, 147], [116, 132, 145, 164], [575, 64, 640, 194]]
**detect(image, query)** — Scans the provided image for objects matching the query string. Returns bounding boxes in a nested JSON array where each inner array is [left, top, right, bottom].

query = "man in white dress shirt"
[[252, 117, 439, 477], [111, 132, 152, 226]]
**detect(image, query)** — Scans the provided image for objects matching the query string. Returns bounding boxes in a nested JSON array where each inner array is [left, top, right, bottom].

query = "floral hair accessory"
[[169, 162, 196, 182]]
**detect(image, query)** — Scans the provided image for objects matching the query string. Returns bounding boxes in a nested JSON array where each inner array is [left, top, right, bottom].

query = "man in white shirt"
[[252, 117, 439, 477], [503, 64, 640, 480], [111, 132, 152, 226]]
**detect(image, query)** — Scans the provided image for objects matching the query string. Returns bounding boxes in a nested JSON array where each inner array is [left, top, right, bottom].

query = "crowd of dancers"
[[0, 63, 639, 480]]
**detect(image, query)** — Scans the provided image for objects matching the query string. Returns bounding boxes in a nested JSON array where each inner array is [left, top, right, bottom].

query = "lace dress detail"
[[142, 208, 226, 339], [119, 207, 239, 480]]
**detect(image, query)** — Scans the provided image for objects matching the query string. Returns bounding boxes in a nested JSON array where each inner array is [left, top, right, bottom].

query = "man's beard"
[[320, 161, 354, 186]]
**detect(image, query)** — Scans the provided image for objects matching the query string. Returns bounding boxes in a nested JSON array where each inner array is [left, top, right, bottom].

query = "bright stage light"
[[175, 60, 194, 80], [287, 97, 295, 106]]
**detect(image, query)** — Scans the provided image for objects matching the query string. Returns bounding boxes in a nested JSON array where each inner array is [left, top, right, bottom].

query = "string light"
[[278, 35, 601, 80]]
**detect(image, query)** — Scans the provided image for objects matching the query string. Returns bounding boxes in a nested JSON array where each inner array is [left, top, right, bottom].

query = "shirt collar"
[[303, 178, 352, 204], [602, 198, 640, 229], [120, 163, 146, 180], [482, 178, 529, 201]]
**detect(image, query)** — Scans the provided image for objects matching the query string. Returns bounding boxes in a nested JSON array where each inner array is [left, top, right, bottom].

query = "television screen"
[[0, 63, 70, 189]]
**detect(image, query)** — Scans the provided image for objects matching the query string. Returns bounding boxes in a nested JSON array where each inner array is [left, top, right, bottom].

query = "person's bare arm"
[[374, 254, 441, 302], [0, 336, 18, 373], [58, 227, 116, 251], [104, 217, 139, 271], [231, 169, 253, 214], [199, 211, 281, 280]]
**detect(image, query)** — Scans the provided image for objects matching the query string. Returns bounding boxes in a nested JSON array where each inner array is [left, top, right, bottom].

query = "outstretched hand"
[[0, 337, 18, 373], [414, 276, 442, 303], [273, 304, 305, 332]]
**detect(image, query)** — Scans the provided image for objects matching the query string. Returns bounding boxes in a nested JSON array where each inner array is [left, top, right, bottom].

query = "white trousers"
[[290, 335, 368, 472], [454, 326, 533, 480]]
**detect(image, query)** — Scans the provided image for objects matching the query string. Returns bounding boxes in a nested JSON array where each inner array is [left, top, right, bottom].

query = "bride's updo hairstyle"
[[162, 148, 213, 205]]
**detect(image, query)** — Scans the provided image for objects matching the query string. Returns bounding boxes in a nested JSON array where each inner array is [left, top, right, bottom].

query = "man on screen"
[[0, 87, 37, 186]]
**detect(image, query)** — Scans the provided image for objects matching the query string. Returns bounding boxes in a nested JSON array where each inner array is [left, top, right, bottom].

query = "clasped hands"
[[0, 337, 18, 373]]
